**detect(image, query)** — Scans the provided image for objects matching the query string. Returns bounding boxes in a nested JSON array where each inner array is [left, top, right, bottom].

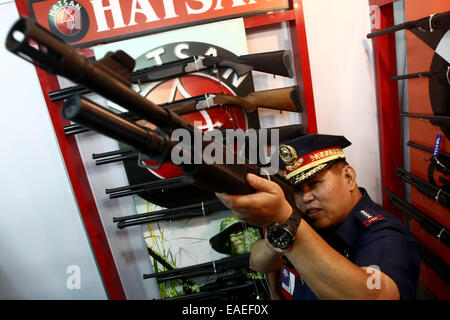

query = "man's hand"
[[215, 173, 292, 227]]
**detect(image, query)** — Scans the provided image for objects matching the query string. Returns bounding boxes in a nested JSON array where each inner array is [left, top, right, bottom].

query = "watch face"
[[267, 224, 294, 249]]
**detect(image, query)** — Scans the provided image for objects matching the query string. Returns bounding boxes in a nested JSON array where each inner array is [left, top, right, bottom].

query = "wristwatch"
[[266, 206, 302, 249]]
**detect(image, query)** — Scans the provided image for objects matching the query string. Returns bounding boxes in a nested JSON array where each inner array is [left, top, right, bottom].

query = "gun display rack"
[[369, 0, 449, 299], [13, 0, 318, 299]]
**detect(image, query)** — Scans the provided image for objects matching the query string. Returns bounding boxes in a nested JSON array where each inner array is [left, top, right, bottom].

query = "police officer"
[[216, 134, 420, 300]]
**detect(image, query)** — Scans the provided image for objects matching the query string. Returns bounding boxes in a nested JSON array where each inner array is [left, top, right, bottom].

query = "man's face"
[[294, 164, 353, 230]]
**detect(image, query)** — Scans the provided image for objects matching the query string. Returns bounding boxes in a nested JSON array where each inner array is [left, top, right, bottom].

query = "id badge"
[[281, 265, 299, 300]]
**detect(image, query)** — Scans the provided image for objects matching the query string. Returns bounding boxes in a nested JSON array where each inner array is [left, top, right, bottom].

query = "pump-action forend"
[[63, 85, 303, 136], [48, 50, 294, 101], [367, 11, 450, 38], [5, 18, 298, 207]]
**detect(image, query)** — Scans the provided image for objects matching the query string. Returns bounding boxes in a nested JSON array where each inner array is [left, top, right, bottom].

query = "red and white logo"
[[48, 0, 89, 43], [54, 5, 82, 35]]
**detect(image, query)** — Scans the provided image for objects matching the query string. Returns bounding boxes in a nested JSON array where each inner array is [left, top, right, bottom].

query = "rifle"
[[419, 243, 450, 283], [103, 123, 304, 198], [105, 176, 190, 199], [391, 67, 449, 81], [6, 19, 298, 205], [143, 253, 250, 281], [385, 189, 449, 247], [406, 140, 450, 188], [62, 86, 303, 136], [401, 113, 450, 128], [113, 198, 228, 229], [48, 50, 294, 101], [367, 11, 450, 38], [407, 140, 450, 161], [92, 124, 304, 166], [395, 167, 449, 209]]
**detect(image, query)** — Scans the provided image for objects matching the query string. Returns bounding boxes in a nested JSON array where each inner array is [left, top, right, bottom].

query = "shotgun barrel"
[[367, 11, 450, 38], [385, 188, 449, 247]]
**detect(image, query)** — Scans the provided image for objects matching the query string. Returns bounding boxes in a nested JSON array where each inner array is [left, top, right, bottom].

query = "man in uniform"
[[216, 134, 420, 300]]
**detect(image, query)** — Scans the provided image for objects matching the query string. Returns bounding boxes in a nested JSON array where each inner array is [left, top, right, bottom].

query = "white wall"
[[0, 2, 107, 299], [302, 0, 382, 203]]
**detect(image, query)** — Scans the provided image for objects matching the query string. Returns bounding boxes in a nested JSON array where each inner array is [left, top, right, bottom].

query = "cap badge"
[[279, 144, 298, 164]]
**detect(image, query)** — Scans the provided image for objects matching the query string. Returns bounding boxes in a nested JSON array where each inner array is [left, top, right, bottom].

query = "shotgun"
[[385, 189, 449, 247], [407, 140, 450, 162], [419, 243, 450, 283], [401, 113, 450, 127], [113, 198, 228, 229], [6, 18, 299, 216], [391, 67, 449, 81], [395, 167, 449, 209], [48, 50, 294, 101], [103, 122, 304, 200], [406, 140, 450, 187], [93, 124, 305, 166], [367, 11, 450, 38], [401, 113, 450, 140], [105, 176, 190, 199], [143, 253, 250, 281], [62, 86, 303, 136]]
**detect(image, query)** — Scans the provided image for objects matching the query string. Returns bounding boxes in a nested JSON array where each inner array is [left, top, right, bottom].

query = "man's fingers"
[[215, 192, 232, 208], [247, 173, 279, 194]]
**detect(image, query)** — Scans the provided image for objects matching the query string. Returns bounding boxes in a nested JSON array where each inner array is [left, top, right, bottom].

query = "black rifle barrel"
[[49, 85, 92, 101], [407, 141, 450, 160], [105, 177, 185, 194], [114, 199, 227, 229], [64, 111, 140, 136], [143, 253, 250, 281], [367, 11, 450, 38], [63, 96, 168, 157], [395, 167, 449, 208], [385, 189, 449, 247], [93, 148, 134, 160], [95, 153, 137, 166], [391, 70, 444, 81], [419, 244, 450, 283], [401, 113, 450, 126], [106, 176, 189, 199], [63, 95, 200, 135], [113, 198, 225, 222]]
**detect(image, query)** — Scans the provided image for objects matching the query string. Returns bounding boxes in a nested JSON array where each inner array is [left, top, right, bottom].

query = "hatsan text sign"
[[28, 0, 289, 47]]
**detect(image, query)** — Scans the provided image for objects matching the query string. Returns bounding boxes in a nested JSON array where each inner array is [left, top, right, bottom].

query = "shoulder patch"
[[358, 209, 386, 228]]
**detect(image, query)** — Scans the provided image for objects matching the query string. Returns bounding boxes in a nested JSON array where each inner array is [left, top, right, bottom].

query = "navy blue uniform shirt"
[[291, 188, 421, 300]]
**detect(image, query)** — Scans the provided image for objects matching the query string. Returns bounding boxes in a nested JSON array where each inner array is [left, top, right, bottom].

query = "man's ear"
[[343, 165, 357, 191]]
